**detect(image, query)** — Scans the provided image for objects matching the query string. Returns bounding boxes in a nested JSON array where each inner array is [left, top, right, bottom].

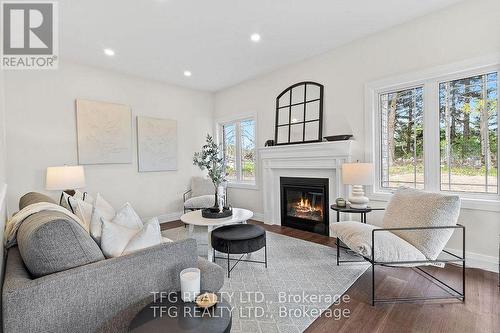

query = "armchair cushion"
[[184, 195, 215, 209], [190, 177, 214, 197], [383, 187, 460, 260], [332, 221, 427, 264]]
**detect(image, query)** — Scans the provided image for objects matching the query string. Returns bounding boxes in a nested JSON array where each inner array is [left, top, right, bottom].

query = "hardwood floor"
[[161, 220, 499, 333]]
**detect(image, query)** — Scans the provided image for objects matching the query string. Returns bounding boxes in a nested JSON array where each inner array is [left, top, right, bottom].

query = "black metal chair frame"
[[336, 224, 465, 306], [214, 243, 267, 278]]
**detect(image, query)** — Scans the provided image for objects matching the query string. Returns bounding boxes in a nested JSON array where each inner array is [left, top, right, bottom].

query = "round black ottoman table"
[[211, 224, 267, 277]]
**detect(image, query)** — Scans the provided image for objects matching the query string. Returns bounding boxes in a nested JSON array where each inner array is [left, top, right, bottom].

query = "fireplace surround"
[[258, 141, 352, 236], [280, 177, 329, 236]]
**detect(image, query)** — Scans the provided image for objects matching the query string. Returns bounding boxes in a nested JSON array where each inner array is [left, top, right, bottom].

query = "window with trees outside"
[[376, 68, 498, 198], [221, 118, 256, 185]]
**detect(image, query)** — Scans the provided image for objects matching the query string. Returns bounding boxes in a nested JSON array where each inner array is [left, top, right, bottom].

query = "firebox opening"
[[280, 177, 329, 236]]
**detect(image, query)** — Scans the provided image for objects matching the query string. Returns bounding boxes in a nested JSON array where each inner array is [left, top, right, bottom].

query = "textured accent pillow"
[[112, 202, 144, 229], [74, 189, 95, 204], [101, 217, 162, 258], [382, 187, 461, 260], [100, 220, 140, 258], [90, 193, 116, 244], [68, 197, 93, 232], [61, 192, 73, 211], [122, 218, 162, 255], [191, 177, 214, 197]]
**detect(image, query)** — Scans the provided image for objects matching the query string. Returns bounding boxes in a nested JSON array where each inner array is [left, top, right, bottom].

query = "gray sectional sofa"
[[2, 192, 225, 332]]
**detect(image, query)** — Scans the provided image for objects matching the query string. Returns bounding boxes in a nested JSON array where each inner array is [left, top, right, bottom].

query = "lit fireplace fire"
[[289, 196, 323, 221]]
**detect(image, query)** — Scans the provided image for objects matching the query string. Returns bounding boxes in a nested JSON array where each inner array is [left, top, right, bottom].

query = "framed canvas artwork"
[[137, 116, 178, 172], [76, 99, 132, 164]]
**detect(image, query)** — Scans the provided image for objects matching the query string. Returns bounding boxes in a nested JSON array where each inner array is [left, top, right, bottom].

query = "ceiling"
[[60, 0, 463, 91]]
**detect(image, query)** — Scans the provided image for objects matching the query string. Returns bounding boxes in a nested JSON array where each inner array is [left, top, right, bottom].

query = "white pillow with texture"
[[100, 219, 140, 258], [68, 197, 93, 232], [90, 193, 116, 244], [112, 202, 144, 229], [61, 192, 73, 211], [122, 218, 162, 255], [74, 189, 95, 204]]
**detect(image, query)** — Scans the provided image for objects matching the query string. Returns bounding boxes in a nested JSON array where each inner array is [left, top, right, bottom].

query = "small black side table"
[[129, 291, 232, 333], [330, 204, 385, 224]]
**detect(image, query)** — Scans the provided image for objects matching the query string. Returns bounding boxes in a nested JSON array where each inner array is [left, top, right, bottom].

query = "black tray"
[[323, 134, 353, 141], [202, 207, 233, 219]]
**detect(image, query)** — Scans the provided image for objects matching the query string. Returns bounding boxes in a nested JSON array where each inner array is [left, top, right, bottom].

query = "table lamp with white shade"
[[46, 165, 86, 205], [342, 162, 374, 209]]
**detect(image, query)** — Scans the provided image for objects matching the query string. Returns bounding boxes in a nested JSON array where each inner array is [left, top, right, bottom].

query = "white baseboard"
[[446, 247, 498, 273], [252, 212, 265, 222], [157, 211, 183, 224]]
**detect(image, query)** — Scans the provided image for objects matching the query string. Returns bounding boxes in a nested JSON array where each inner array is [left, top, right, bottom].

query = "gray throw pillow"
[[382, 187, 460, 260]]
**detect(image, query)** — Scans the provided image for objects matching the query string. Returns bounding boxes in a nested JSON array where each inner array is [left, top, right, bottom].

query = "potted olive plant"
[[193, 134, 231, 217]]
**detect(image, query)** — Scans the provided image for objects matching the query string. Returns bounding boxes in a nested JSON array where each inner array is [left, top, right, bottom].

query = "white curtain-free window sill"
[[227, 182, 259, 190], [369, 191, 500, 212]]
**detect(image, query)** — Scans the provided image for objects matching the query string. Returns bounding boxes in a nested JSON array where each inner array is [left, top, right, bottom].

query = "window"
[[380, 87, 424, 189], [439, 73, 498, 194], [221, 118, 256, 185], [370, 62, 499, 202]]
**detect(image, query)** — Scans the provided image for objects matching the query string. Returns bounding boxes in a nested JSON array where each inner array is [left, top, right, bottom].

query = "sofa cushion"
[[191, 177, 214, 197], [383, 187, 460, 260], [184, 194, 215, 209], [332, 221, 427, 264], [19, 192, 56, 210], [17, 211, 104, 278]]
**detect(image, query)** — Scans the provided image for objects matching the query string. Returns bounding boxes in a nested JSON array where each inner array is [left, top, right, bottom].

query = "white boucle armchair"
[[332, 187, 465, 305]]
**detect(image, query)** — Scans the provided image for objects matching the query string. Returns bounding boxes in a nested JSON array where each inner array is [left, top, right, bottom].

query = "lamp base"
[[348, 185, 369, 209]]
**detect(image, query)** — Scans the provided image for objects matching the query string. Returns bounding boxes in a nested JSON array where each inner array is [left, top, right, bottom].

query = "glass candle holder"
[[180, 268, 200, 302]]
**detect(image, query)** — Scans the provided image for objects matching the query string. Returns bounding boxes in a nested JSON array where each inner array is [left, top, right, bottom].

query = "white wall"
[[0, 68, 7, 279], [4, 62, 214, 219], [214, 0, 500, 270]]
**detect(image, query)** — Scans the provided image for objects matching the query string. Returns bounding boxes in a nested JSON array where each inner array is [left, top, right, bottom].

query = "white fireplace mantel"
[[257, 141, 353, 235]]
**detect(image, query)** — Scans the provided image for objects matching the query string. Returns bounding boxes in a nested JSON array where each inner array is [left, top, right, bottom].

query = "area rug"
[[162, 226, 369, 333]]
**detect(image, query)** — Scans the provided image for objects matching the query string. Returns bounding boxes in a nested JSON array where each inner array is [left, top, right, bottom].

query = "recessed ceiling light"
[[183, 70, 192, 77], [103, 48, 115, 56], [250, 33, 261, 42]]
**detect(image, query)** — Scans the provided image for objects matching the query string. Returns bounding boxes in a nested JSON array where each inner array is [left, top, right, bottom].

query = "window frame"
[[216, 114, 258, 190], [365, 55, 500, 212]]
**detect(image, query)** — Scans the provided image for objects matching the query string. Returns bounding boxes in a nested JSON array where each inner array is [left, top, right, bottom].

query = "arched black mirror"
[[275, 81, 324, 145]]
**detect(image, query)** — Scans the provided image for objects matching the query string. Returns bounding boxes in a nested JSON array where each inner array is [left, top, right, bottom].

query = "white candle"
[[180, 268, 200, 302]]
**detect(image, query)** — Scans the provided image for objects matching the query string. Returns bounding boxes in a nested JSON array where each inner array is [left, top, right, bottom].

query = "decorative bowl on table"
[[201, 206, 233, 219], [195, 292, 218, 309]]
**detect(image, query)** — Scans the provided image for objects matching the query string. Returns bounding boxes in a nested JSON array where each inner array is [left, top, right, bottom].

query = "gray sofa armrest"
[[3, 239, 223, 333], [198, 257, 224, 292]]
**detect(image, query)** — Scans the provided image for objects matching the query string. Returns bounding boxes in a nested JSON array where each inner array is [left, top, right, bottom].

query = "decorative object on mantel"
[[193, 134, 232, 218], [275, 81, 324, 145], [46, 165, 86, 206], [265, 139, 275, 147], [137, 116, 177, 172], [342, 162, 374, 209], [76, 99, 132, 164], [324, 134, 353, 141], [335, 197, 347, 208]]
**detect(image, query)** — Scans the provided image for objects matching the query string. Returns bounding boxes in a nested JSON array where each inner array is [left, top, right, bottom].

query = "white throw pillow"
[[122, 218, 162, 255], [74, 189, 95, 204], [90, 193, 116, 244], [68, 197, 93, 232], [112, 202, 144, 229], [61, 192, 73, 211], [100, 219, 140, 258]]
